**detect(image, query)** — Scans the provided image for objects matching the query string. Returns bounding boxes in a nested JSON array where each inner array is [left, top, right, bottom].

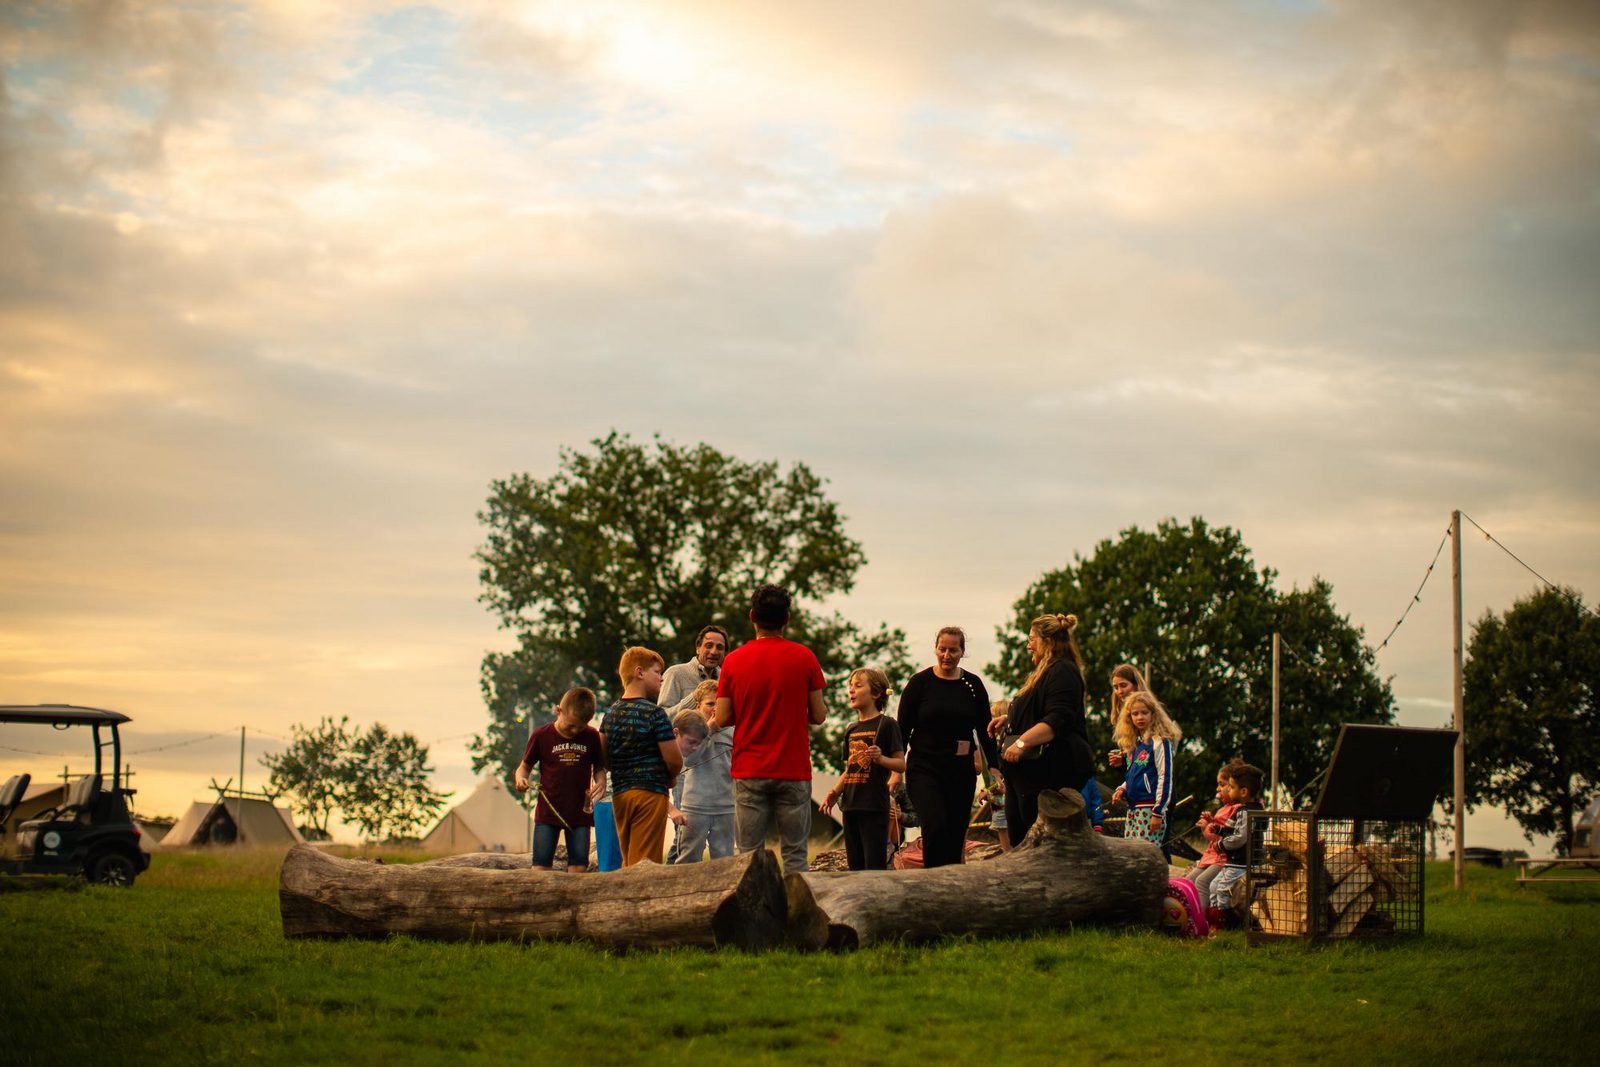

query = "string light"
[[1375, 526, 1451, 652], [1461, 512, 1597, 619]]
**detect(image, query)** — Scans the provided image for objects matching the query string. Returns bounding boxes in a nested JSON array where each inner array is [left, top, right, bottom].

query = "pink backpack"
[[1163, 876, 1211, 938]]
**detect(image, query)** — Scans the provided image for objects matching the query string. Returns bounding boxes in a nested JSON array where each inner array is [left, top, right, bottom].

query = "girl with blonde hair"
[[1110, 690, 1181, 847]]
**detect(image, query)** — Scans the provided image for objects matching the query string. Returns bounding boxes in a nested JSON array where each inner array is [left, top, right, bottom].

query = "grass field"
[[3, 850, 1598, 1066]]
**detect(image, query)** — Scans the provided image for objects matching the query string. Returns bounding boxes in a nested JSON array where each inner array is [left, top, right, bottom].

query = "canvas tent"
[[421, 777, 532, 854], [161, 796, 303, 847], [1575, 797, 1600, 858]]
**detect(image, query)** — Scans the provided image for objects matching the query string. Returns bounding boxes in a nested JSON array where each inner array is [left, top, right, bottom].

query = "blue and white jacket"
[[1123, 737, 1174, 819]]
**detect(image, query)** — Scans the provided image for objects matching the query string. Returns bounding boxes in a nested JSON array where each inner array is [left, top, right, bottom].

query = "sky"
[[1, 0, 1596, 849]]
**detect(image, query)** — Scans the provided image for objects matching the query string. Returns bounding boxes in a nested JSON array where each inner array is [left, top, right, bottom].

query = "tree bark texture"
[[786, 788, 1168, 949], [279, 844, 788, 950]]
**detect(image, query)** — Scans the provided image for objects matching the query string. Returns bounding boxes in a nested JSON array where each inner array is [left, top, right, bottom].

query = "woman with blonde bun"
[[991, 613, 1094, 841]]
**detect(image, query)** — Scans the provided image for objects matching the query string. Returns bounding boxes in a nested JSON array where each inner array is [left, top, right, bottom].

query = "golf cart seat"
[[21, 775, 101, 829], [0, 773, 31, 827]]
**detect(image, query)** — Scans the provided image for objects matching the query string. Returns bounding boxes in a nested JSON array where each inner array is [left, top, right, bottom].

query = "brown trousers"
[[612, 789, 670, 867]]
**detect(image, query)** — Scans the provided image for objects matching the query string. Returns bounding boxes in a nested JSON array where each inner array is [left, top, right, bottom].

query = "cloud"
[[0, 1, 1595, 844]]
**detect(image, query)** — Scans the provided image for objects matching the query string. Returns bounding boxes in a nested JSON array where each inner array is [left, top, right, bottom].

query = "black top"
[[1000, 658, 1093, 793], [897, 668, 999, 769], [838, 715, 905, 813]]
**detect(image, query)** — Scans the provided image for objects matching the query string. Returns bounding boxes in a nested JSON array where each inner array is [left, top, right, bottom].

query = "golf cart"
[[0, 704, 151, 887]]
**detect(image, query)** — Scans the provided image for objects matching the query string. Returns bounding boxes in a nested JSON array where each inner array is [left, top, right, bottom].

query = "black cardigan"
[[896, 667, 1000, 769], [1001, 658, 1093, 793]]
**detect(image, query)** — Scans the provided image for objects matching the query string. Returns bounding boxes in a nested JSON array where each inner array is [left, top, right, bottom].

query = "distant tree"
[[1464, 586, 1599, 854], [807, 618, 919, 774], [340, 724, 451, 843], [989, 518, 1395, 813], [473, 432, 909, 783], [259, 716, 352, 837]]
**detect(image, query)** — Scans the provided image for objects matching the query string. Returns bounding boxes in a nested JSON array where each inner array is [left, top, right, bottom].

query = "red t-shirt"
[[717, 636, 825, 780], [520, 722, 603, 828]]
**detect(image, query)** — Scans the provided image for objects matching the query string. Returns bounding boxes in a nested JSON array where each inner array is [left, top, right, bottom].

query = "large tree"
[[340, 724, 451, 843], [259, 715, 352, 838], [1464, 586, 1599, 854], [473, 433, 910, 782], [988, 518, 1395, 815]]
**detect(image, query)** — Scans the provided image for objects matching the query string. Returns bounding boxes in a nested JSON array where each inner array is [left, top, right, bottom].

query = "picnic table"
[[1516, 857, 1600, 886]]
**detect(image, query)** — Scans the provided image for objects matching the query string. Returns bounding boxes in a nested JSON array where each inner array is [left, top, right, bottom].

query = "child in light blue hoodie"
[[668, 683, 735, 863]]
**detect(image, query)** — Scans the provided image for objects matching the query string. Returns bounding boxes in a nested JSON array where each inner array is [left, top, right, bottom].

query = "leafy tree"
[[1464, 586, 1599, 854], [473, 432, 909, 783], [259, 716, 352, 837], [340, 724, 451, 843], [989, 517, 1394, 815]]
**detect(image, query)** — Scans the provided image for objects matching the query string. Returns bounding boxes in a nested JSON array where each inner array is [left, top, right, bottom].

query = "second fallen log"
[[787, 788, 1168, 950]]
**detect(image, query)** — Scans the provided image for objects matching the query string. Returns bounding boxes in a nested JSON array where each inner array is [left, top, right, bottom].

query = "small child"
[[1081, 775, 1106, 832], [984, 700, 1011, 850], [1206, 761, 1265, 928], [600, 646, 683, 867], [821, 667, 906, 870], [1109, 691, 1181, 852], [514, 687, 607, 872], [1183, 758, 1245, 901], [668, 698, 735, 864]]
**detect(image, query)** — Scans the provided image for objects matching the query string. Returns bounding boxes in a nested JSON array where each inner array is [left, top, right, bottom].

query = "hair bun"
[[1064, 613, 1078, 629]]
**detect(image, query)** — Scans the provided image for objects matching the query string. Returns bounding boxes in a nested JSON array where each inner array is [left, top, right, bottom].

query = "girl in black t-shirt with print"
[[820, 667, 905, 870]]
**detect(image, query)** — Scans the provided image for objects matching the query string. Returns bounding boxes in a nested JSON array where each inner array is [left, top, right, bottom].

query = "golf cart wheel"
[[88, 851, 137, 887]]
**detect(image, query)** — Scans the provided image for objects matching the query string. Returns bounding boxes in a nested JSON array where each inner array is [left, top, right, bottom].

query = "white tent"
[[421, 777, 532, 854], [160, 796, 303, 847], [810, 771, 844, 827]]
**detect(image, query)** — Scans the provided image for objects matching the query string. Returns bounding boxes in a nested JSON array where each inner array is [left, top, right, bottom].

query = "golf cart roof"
[[0, 704, 131, 726]]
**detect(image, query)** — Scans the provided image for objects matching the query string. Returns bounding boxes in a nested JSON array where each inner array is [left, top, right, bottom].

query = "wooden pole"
[[1271, 632, 1281, 811], [1451, 509, 1465, 891], [239, 726, 247, 846]]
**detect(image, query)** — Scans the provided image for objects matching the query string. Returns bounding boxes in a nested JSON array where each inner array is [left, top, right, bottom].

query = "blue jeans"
[[592, 801, 620, 872], [1209, 865, 1247, 910], [734, 777, 812, 876], [674, 810, 735, 863], [533, 822, 591, 869]]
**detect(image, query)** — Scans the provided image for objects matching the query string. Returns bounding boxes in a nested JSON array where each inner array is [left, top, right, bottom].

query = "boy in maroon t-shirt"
[[514, 687, 607, 871], [713, 584, 827, 876]]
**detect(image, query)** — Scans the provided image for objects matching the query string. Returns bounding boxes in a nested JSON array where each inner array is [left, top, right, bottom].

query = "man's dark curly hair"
[[750, 584, 792, 631]]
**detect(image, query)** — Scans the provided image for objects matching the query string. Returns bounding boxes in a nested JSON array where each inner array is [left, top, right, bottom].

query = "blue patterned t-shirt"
[[602, 697, 676, 796]]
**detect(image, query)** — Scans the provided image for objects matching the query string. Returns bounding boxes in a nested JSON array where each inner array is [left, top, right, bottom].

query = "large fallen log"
[[786, 787, 1168, 950], [279, 844, 787, 949]]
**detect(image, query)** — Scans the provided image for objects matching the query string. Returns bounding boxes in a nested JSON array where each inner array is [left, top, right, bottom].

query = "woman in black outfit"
[[896, 627, 999, 867], [993, 612, 1094, 842]]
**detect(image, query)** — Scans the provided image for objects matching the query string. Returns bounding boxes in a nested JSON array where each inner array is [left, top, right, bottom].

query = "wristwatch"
[[1011, 738, 1027, 751]]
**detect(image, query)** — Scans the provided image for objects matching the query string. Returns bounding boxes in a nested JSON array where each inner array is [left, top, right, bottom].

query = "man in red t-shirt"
[[713, 583, 827, 876]]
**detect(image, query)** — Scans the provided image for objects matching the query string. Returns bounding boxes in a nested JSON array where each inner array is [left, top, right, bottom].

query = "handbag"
[[998, 729, 1046, 760], [997, 676, 1049, 760]]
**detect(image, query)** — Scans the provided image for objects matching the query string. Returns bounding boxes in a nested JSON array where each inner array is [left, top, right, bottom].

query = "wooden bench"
[[1516, 857, 1600, 886]]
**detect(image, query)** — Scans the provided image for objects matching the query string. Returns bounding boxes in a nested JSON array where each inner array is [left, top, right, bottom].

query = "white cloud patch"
[[0, 0, 1595, 843]]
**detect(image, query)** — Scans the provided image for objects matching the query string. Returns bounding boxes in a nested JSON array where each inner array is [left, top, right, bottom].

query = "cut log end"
[[711, 848, 788, 950]]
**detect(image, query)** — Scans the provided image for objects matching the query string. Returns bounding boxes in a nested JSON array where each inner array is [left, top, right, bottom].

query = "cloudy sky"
[[2, 0, 1595, 848]]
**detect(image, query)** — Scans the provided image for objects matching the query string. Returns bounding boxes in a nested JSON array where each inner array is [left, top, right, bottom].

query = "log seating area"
[[279, 788, 1168, 950], [1247, 813, 1424, 942]]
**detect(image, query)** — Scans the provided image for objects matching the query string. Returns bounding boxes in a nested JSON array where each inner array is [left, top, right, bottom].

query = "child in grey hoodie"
[[668, 683, 735, 863]]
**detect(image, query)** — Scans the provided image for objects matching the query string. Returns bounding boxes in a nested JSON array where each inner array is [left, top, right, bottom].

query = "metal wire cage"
[[1242, 724, 1455, 945], [1245, 812, 1426, 943]]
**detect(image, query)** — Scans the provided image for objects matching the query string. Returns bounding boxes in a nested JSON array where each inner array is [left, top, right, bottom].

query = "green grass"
[[2, 854, 1598, 1066]]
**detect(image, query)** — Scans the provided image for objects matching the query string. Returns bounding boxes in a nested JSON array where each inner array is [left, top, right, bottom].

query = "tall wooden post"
[[1271, 632, 1281, 811], [238, 726, 247, 846], [1451, 510, 1465, 891]]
